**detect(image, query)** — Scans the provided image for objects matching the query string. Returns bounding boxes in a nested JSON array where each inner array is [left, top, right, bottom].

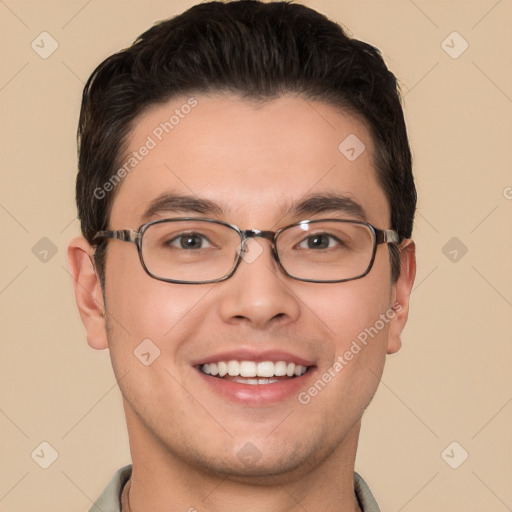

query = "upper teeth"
[[201, 360, 307, 378]]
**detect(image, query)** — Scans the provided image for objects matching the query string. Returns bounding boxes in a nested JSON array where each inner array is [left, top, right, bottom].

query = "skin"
[[68, 94, 416, 512]]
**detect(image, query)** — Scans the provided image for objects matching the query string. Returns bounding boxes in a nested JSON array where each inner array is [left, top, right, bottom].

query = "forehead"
[[109, 94, 390, 228]]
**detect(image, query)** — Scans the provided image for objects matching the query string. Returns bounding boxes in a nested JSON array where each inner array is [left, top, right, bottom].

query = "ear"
[[386, 240, 416, 354], [67, 237, 108, 350]]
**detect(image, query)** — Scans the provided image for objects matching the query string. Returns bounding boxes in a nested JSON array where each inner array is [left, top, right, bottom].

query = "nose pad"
[[234, 230, 283, 278], [236, 238, 265, 265]]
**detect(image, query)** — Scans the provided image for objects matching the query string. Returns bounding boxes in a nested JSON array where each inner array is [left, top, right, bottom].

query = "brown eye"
[[298, 233, 341, 249], [167, 233, 212, 249]]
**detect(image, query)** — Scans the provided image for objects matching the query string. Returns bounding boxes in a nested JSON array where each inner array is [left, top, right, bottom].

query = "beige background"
[[1, 0, 511, 511]]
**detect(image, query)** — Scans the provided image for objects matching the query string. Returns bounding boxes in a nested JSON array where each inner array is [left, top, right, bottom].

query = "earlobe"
[[67, 237, 109, 350], [387, 240, 416, 355]]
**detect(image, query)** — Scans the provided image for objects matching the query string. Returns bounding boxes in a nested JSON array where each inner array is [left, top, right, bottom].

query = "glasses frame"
[[93, 217, 400, 285]]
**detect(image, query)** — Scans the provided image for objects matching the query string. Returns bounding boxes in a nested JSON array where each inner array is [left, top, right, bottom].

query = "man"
[[68, 1, 416, 510]]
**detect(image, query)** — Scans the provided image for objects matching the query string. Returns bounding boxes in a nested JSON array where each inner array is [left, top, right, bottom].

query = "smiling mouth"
[[198, 360, 311, 385]]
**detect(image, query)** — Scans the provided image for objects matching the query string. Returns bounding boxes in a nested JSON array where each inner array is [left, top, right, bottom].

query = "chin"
[[171, 433, 330, 484]]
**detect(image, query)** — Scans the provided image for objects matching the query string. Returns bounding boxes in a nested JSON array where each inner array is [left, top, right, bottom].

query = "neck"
[[123, 404, 364, 512]]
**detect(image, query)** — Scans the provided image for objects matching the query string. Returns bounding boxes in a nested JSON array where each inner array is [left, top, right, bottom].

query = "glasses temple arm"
[[376, 229, 401, 244], [93, 230, 140, 243]]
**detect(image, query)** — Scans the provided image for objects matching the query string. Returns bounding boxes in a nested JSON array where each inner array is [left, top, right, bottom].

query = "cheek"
[[102, 245, 209, 353], [298, 249, 393, 394], [102, 258, 214, 415], [295, 273, 392, 418], [303, 258, 392, 345]]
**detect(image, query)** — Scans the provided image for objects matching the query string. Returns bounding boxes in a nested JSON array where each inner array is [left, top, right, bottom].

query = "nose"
[[217, 237, 301, 329]]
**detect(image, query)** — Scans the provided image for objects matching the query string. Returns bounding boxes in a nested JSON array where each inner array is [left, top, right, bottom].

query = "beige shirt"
[[89, 464, 381, 512]]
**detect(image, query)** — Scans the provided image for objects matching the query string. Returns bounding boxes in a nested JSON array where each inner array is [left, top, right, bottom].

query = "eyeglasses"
[[93, 217, 400, 284]]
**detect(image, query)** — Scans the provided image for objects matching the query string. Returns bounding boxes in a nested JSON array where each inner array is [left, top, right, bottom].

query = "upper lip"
[[192, 349, 316, 367]]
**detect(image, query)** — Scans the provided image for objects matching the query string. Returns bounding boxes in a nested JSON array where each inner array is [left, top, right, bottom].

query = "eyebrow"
[[283, 192, 367, 221], [141, 193, 225, 222], [140, 191, 367, 223]]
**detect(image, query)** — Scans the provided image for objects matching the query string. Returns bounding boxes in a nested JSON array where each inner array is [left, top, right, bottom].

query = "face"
[[71, 93, 415, 483]]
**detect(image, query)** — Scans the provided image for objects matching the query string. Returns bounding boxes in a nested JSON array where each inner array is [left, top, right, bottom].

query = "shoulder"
[[354, 472, 381, 512], [88, 464, 132, 512]]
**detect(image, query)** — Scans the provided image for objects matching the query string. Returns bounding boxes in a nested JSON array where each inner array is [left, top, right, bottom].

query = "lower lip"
[[196, 368, 315, 405]]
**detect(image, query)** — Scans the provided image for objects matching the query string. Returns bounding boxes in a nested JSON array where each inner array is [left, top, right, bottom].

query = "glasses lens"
[[276, 221, 375, 282], [141, 220, 240, 282]]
